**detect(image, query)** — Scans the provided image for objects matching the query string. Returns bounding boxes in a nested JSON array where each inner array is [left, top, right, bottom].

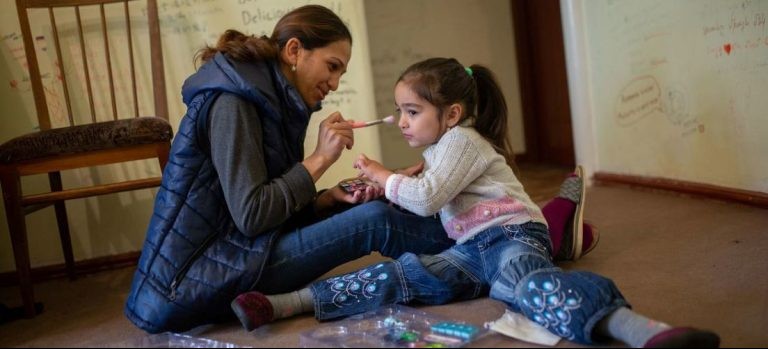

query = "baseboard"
[[0, 251, 140, 287], [593, 172, 768, 208]]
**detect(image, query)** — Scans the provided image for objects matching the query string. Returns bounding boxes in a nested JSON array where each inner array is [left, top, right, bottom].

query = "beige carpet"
[[1, 184, 767, 347]]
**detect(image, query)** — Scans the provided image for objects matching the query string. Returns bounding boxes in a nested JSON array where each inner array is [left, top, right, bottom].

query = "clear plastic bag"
[[300, 305, 485, 348], [111, 332, 245, 348]]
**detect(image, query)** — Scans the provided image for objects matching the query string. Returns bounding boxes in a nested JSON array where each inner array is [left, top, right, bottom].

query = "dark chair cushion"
[[0, 116, 173, 164]]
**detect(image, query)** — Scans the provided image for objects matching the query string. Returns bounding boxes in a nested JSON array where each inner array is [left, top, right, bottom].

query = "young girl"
[[230, 58, 719, 347]]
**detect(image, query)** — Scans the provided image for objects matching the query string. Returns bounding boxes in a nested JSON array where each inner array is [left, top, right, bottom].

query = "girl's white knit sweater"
[[385, 126, 547, 244]]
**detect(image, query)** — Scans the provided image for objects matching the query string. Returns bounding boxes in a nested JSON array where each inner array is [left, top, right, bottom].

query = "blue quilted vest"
[[124, 53, 311, 333]]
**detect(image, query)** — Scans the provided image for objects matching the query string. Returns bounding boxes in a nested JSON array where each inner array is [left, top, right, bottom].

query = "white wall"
[[563, 0, 768, 193], [364, 0, 524, 169]]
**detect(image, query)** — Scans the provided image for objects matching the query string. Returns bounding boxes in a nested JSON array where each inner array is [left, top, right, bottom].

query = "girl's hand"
[[353, 154, 391, 187]]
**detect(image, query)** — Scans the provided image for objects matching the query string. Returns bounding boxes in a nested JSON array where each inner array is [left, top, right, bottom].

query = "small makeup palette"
[[338, 178, 375, 193]]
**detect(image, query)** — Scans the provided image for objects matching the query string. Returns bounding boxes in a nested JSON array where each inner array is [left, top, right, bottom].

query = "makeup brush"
[[351, 115, 395, 128]]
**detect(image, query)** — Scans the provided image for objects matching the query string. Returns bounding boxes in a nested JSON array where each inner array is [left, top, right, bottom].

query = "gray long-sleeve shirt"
[[208, 92, 317, 237]]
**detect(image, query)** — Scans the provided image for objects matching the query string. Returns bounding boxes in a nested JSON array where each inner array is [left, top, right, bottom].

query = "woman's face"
[[394, 81, 447, 148], [294, 40, 351, 108]]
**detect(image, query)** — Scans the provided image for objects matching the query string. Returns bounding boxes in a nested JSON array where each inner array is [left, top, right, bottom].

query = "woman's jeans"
[[254, 200, 454, 294], [309, 222, 629, 344]]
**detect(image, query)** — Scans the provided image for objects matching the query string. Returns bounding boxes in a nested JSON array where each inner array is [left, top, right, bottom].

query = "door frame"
[[511, 0, 575, 166]]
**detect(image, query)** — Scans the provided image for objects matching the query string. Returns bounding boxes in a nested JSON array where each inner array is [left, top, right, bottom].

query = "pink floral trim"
[[445, 197, 530, 240]]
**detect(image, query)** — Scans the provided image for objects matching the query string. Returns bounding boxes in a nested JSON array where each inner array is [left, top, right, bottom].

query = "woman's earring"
[[291, 65, 296, 72]]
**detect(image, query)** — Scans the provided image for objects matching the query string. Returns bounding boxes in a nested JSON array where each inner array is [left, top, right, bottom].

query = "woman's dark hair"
[[398, 58, 515, 168], [195, 5, 352, 65]]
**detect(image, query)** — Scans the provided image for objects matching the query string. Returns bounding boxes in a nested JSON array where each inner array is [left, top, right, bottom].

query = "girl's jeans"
[[309, 222, 629, 344], [254, 200, 454, 294]]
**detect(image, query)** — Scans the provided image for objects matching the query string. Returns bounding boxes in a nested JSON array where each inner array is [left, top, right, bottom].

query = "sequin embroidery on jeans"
[[504, 227, 547, 254], [325, 263, 389, 308], [522, 275, 582, 340]]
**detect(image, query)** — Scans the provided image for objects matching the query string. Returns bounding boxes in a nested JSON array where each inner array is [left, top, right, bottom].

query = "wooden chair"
[[0, 0, 171, 317]]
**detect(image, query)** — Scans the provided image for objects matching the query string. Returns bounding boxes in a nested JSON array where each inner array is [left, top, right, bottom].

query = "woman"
[[124, 5, 594, 334], [124, 5, 456, 334]]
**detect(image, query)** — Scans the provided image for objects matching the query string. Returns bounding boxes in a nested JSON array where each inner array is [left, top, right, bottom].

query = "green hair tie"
[[465, 67, 473, 77]]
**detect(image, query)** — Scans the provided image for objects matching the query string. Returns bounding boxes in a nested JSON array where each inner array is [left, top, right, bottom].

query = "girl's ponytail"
[[469, 64, 516, 168]]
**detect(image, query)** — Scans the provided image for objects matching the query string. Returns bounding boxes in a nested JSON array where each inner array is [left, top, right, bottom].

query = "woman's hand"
[[303, 112, 353, 182], [314, 185, 383, 215], [333, 184, 383, 204]]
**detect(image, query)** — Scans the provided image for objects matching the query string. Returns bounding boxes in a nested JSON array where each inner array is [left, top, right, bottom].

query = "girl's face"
[[394, 81, 449, 148], [294, 40, 351, 108]]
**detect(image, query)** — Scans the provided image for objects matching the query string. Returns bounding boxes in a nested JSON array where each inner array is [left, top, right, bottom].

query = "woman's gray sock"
[[265, 288, 315, 320]]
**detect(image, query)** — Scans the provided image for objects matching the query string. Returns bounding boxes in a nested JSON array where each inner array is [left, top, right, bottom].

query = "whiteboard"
[[582, 0, 768, 192], [0, 0, 379, 271]]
